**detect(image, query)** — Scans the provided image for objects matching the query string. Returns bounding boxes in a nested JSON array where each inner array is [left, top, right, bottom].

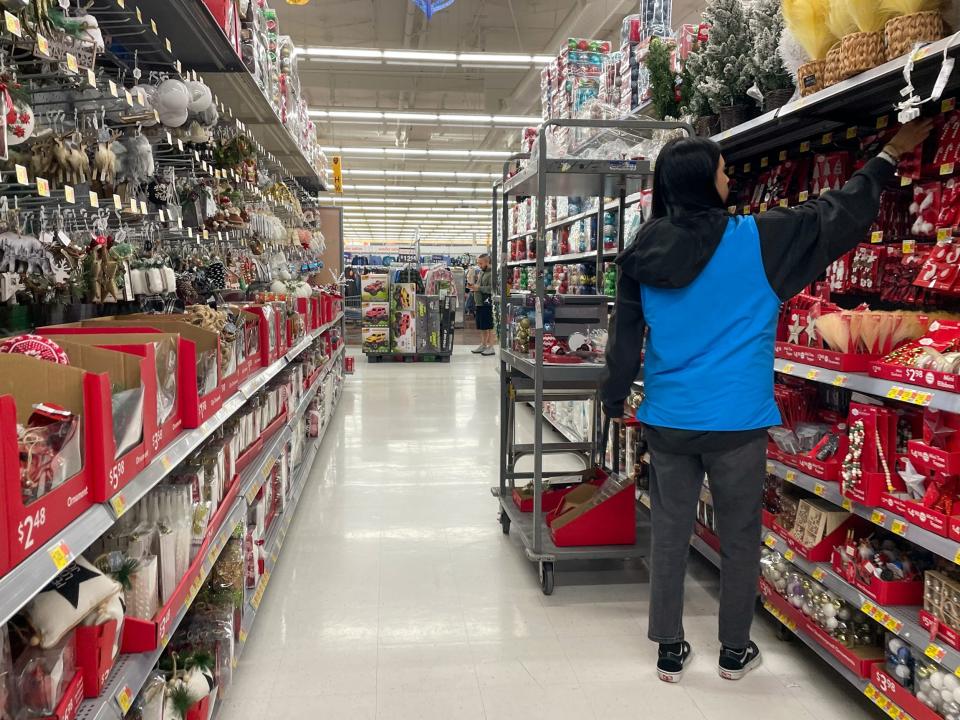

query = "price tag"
[[160, 455, 172, 471], [785, 470, 797, 482], [150, 18, 157, 34], [782, 363, 795, 374], [861, 600, 876, 615], [761, 156, 769, 168], [779, 150, 788, 161], [137, 88, 146, 106], [806, 368, 819, 380], [783, 549, 795, 561], [760, 202, 768, 213], [48, 540, 71, 571], [871, 231, 884, 244], [812, 567, 826, 581], [194, 150, 201, 162], [14, 164, 27, 184], [822, 132, 833, 145], [926, 643, 947, 662], [800, 141, 811, 153], [140, 200, 147, 215], [799, 191, 809, 202], [779, 199, 788, 208], [832, 374, 848, 386], [871, 510, 886, 525], [887, 386, 902, 399], [117, 0, 124, 6], [939, 227, 952, 242], [202, 229, 209, 240], [727, 205, 736, 215], [158, 208, 165, 222], [36, 177, 49, 197], [187, 227, 193, 238], [115, 686, 134, 714], [36, 33, 49, 55], [135, 6, 142, 22], [108, 79, 118, 97], [903, 239, 916, 254], [900, 175, 913, 187], [130, 197, 138, 213], [877, 115, 890, 129], [945, 97, 957, 113], [916, 391, 934, 406], [943, 163, 956, 176], [891, 519, 908, 535], [814, 482, 826, 496], [89, 191, 99, 207], [63, 185, 74, 204], [885, 616, 903, 633], [744, 162, 752, 173], [125, 89, 133, 106], [110, 493, 127, 517], [65, 53, 78, 73], [4, 11, 21, 36], [764, 534, 777, 549], [842, 497, 852, 510], [87, 67, 96, 88], [176, 59, 182, 74], [111, 193, 121, 209], [766, 461, 774, 473], [846, 126, 858, 139], [177, 139, 184, 151]]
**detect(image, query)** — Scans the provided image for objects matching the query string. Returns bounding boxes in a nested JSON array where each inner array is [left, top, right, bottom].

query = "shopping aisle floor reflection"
[[219, 346, 878, 720]]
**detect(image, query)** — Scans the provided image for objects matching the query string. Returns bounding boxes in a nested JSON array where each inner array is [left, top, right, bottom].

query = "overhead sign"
[[332, 155, 343, 194]]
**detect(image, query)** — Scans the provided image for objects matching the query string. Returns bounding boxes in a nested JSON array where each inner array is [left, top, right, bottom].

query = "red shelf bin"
[[512, 470, 605, 513], [775, 342, 877, 372], [0, 354, 98, 577], [40, 671, 83, 720], [919, 608, 960, 651], [75, 619, 118, 698], [547, 472, 636, 547], [869, 360, 960, 393], [831, 550, 924, 605], [244, 304, 285, 367], [873, 667, 942, 720], [772, 515, 863, 563]]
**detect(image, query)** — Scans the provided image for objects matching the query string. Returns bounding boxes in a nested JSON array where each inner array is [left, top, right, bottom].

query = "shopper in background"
[[469, 253, 496, 356], [600, 120, 933, 684]]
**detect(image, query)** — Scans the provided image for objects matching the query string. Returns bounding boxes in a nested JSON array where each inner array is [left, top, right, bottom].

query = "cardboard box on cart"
[[39, 318, 224, 428], [0, 354, 97, 577]]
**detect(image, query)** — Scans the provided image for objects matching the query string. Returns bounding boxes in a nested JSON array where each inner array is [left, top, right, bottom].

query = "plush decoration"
[[846, 0, 894, 32]]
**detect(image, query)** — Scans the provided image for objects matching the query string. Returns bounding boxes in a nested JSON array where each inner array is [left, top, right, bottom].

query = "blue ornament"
[[411, 0, 456, 19]]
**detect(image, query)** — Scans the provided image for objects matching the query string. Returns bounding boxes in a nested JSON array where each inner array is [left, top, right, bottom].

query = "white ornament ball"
[[802, 602, 813, 616], [159, 107, 189, 128], [888, 638, 905, 654], [821, 603, 837, 618], [945, 674, 960, 692], [824, 616, 838, 631], [932, 671, 946, 690], [6, 101, 35, 146], [920, 679, 933, 694], [894, 664, 911, 680], [837, 607, 852, 621], [154, 79, 190, 113], [186, 80, 213, 113], [789, 595, 803, 608]]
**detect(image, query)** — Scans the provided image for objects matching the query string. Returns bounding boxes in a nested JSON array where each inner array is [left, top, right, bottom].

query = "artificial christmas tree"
[[746, 0, 794, 111], [684, 0, 753, 131], [647, 37, 691, 120]]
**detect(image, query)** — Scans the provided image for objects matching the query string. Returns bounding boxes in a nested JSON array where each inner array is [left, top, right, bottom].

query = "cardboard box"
[[390, 283, 417, 312], [244, 303, 285, 366], [75, 620, 118, 698], [362, 302, 390, 328], [547, 473, 636, 546], [391, 311, 416, 354], [361, 274, 389, 302], [0, 354, 97, 577], [362, 328, 390, 354]]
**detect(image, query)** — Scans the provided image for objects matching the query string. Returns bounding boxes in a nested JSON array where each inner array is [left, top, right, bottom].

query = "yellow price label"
[[239, 629, 248, 643], [48, 540, 71, 571], [871, 231, 884, 244], [109, 493, 127, 517], [917, 392, 934, 406], [137, 88, 146, 106], [846, 126, 858, 139], [812, 567, 826, 581], [760, 202, 768, 213], [36, 177, 49, 197], [806, 368, 819, 380], [744, 162, 752, 173], [877, 115, 890, 129], [764, 534, 777, 549], [150, 18, 157, 34], [65, 53, 78, 73], [36, 33, 48, 55], [63, 185, 74, 204], [135, 6, 142, 21], [953, 547, 960, 565], [176, 59, 182, 74], [140, 200, 148, 215], [871, 510, 886, 525], [800, 141, 811, 153], [799, 191, 809, 202], [814, 483, 826, 497], [822, 133, 833, 145], [87, 67, 96, 88], [943, 97, 957, 113], [887, 386, 902, 399], [129, 197, 138, 213], [88, 191, 99, 207], [202, 229, 209, 240], [4, 10, 21, 37], [177, 138, 184, 151], [117, 0, 124, 6], [783, 549, 795, 561], [943, 163, 956, 176], [727, 205, 736, 215], [891, 519, 907, 535], [115, 686, 134, 714], [761, 156, 769, 168], [939, 228, 952, 242], [14, 164, 27, 184], [884, 616, 903, 633], [125, 89, 133, 106], [900, 175, 913, 187], [903, 239, 916, 254], [785, 470, 797, 482], [782, 363, 795, 374], [108, 79, 118, 97], [160, 455, 172, 470], [165, 36, 172, 52], [842, 497, 852, 510], [832, 374, 848, 386], [779, 199, 789, 208], [766, 461, 775, 473], [926, 643, 947, 662], [779, 150, 788, 161], [861, 600, 876, 615]]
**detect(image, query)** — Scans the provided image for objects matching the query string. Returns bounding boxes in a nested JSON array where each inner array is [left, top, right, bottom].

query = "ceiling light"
[[303, 47, 383, 58], [382, 50, 457, 62], [457, 53, 533, 64], [383, 112, 439, 121], [492, 115, 539, 124], [436, 113, 491, 123], [326, 111, 384, 120], [299, 47, 554, 67]]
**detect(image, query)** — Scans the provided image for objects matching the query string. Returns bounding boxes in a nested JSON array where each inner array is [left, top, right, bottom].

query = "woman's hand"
[[887, 118, 935, 157]]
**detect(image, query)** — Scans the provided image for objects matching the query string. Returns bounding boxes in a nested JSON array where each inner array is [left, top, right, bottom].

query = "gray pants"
[[647, 435, 765, 649]]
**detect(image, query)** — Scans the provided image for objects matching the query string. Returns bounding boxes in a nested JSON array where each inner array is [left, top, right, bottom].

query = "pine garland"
[[647, 38, 689, 119]]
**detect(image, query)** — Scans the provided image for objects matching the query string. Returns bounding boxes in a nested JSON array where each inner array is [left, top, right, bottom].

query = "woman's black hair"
[[651, 136, 725, 219]]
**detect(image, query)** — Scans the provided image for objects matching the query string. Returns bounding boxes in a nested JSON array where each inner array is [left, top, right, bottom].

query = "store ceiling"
[[276, 0, 704, 248]]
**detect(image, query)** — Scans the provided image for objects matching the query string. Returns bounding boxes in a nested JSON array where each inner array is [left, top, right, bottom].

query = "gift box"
[[296, 297, 314, 332], [74, 620, 117, 699], [0, 354, 97, 577], [547, 472, 636, 546], [245, 303, 286, 366]]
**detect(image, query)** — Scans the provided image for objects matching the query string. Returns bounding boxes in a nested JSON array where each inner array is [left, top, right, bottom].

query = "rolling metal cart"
[[491, 118, 693, 595]]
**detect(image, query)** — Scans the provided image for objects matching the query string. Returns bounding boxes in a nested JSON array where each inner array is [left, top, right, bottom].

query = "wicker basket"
[[694, 114, 720, 137], [824, 42, 843, 88], [885, 11, 944, 60], [797, 60, 826, 97], [839, 31, 886, 80], [764, 88, 795, 112], [719, 104, 750, 132]]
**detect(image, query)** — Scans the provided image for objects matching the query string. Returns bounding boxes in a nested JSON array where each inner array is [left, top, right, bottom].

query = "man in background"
[[469, 253, 495, 356]]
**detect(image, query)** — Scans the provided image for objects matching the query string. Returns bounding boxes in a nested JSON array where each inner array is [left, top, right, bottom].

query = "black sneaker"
[[718, 641, 762, 680], [656, 641, 692, 683]]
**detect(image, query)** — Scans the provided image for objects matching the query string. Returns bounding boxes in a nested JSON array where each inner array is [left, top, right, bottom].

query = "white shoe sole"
[[718, 652, 762, 680], [657, 648, 692, 683]]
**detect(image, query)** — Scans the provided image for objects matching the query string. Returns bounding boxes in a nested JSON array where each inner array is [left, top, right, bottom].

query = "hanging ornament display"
[[6, 100, 34, 146]]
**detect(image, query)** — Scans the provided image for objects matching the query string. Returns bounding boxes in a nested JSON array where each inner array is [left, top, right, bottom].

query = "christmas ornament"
[[0, 334, 69, 364], [6, 100, 34, 146]]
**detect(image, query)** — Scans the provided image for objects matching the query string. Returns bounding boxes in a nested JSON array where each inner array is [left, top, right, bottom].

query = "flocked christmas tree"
[[684, 0, 753, 114], [746, 0, 793, 95]]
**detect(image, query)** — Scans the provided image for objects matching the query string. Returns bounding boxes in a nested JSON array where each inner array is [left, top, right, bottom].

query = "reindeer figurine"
[[92, 129, 122, 196]]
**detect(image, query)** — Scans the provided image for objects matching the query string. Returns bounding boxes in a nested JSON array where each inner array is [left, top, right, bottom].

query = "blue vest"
[[636, 216, 782, 431]]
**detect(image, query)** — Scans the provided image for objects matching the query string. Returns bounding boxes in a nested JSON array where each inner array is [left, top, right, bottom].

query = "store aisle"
[[217, 347, 877, 720]]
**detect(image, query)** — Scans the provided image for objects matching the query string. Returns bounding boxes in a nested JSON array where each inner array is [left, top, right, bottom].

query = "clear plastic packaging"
[[767, 426, 801, 454], [154, 336, 178, 425], [14, 638, 75, 716], [112, 385, 145, 459], [18, 413, 83, 504]]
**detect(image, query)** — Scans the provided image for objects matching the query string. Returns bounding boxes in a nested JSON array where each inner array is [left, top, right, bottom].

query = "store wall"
[[317, 206, 343, 281]]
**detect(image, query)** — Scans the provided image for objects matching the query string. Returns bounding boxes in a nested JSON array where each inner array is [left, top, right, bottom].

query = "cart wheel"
[[539, 561, 555, 595], [775, 622, 794, 642], [499, 512, 510, 535]]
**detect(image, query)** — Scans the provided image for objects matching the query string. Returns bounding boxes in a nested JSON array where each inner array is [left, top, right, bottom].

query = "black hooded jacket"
[[600, 156, 896, 454]]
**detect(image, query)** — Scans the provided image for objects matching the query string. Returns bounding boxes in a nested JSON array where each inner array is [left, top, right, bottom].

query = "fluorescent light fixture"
[[326, 111, 383, 119], [532, 55, 555, 63], [471, 150, 512, 157], [382, 50, 457, 62], [384, 148, 428, 156], [383, 112, 439, 121], [492, 115, 538, 124], [303, 47, 383, 58], [457, 53, 533, 63], [436, 113, 491, 123]]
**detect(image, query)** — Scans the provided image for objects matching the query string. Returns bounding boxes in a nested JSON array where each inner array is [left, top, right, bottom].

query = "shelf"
[[0, 317, 341, 628], [77, 350, 344, 720], [502, 159, 653, 197], [690, 532, 721, 569], [715, 34, 960, 161], [506, 249, 618, 268], [505, 191, 643, 246], [501, 348, 606, 386], [766, 458, 960, 567], [774, 358, 960, 414]]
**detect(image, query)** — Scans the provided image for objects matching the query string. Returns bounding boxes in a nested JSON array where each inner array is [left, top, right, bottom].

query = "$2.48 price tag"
[[48, 540, 72, 571]]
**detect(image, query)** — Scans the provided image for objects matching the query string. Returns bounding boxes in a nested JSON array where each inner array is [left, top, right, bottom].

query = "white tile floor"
[[219, 346, 880, 719]]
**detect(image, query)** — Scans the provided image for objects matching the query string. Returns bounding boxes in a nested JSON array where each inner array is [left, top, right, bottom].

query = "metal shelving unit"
[[493, 118, 692, 595]]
